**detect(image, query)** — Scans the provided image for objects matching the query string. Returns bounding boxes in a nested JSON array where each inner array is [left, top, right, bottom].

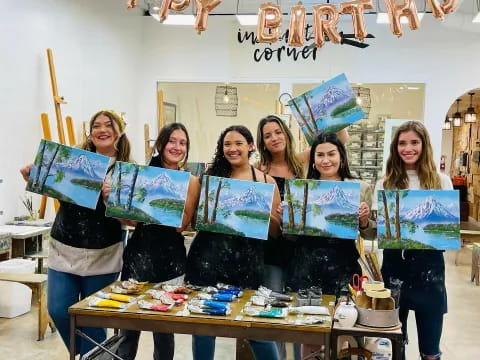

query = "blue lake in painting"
[[135, 197, 183, 227], [45, 174, 100, 208], [378, 224, 460, 250], [218, 213, 269, 240]]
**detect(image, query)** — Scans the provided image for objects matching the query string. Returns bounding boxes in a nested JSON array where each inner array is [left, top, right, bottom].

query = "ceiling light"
[[376, 12, 424, 24], [443, 116, 452, 130], [464, 92, 477, 123], [453, 99, 462, 127], [236, 15, 258, 26]]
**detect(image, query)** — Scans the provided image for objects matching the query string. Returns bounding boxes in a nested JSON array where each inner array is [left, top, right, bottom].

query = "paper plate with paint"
[[26, 139, 110, 209], [106, 162, 190, 227], [195, 175, 274, 240], [288, 73, 365, 145], [282, 179, 360, 239], [377, 189, 460, 250]]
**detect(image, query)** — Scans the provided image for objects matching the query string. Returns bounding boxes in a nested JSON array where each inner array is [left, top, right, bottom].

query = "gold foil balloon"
[[288, 2, 307, 47], [384, 0, 420, 37], [426, 0, 459, 20], [126, 0, 137, 9], [159, 0, 191, 23], [312, 4, 342, 48], [194, 0, 222, 34], [257, 2, 283, 43], [339, 0, 373, 41]]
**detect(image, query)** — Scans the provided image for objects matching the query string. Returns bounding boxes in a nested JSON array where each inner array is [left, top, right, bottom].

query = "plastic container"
[[364, 337, 392, 360], [0, 258, 36, 274], [0, 259, 35, 318]]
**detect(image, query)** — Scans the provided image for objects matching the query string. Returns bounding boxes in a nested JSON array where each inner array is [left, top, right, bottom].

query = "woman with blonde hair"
[[373, 121, 452, 360], [21, 109, 132, 357]]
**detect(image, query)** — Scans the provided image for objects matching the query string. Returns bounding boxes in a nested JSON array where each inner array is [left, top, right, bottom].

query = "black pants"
[[400, 307, 443, 359], [116, 329, 174, 360]]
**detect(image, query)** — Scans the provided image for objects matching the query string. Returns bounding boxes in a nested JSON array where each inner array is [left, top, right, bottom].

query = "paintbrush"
[[365, 252, 381, 281], [369, 252, 383, 282], [357, 257, 375, 280]]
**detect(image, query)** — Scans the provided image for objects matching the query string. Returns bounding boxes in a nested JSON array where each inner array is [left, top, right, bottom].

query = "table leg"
[[392, 337, 403, 360], [70, 315, 76, 360], [236, 338, 254, 360], [37, 283, 48, 341], [330, 332, 337, 360]]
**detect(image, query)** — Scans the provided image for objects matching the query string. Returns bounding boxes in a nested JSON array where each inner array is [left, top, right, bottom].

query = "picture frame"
[[163, 102, 176, 126]]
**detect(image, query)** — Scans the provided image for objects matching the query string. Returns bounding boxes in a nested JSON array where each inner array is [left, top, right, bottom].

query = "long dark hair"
[[149, 123, 190, 168], [307, 132, 354, 180], [206, 125, 255, 178]]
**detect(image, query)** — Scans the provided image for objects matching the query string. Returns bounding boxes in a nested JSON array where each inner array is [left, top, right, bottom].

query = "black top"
[[285, 237, 361, 296], [271, 175, 286, 201], [51, 199, 122, 249], [121, 223, 186, 282], [185, 166, 267, 288], [382, 249, 447, 314]]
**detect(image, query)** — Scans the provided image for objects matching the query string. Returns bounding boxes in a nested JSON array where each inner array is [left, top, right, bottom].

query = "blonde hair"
[[80, 110, 131, 162], [383, 121, 441, 190], [256, 115, 304, 178]]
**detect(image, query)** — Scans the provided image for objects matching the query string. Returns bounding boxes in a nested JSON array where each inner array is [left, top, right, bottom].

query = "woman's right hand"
[[20, 164, 33, 182]]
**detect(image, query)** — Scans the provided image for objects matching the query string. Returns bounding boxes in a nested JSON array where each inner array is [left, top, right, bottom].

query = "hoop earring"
[[312, 164, 316, 170]]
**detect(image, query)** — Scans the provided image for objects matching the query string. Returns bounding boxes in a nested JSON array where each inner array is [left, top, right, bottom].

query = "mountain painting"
[[283, 179, 361, 239], [106, 162, 190, 227], [195, 176, 274, 240], [377, 190, 460, 250], [26, 139, 110, 209], [288, 73, 365, 145]]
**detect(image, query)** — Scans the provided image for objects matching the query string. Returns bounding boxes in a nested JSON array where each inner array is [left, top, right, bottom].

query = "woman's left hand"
[[358, 201, 370, 228]]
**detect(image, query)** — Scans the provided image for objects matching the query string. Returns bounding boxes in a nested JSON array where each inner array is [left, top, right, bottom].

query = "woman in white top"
[[373, 121, 452, 360]]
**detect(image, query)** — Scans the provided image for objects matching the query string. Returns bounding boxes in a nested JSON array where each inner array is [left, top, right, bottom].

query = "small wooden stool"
[[471, 243, 480, 286]]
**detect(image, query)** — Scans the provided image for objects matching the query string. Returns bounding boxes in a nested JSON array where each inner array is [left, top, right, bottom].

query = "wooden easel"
[[38, 48, 77, 218], [144, 89, 166, 163]]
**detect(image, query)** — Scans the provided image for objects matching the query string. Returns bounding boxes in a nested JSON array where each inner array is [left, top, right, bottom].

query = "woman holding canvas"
[[116, 123, 199, 360], [374, 121, 452, 360], [186, 125, 282, 360], [20, 110, 132, 356]]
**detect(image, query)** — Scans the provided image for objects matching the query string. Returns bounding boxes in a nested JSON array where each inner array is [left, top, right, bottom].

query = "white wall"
[[2, 0, 480, 222]]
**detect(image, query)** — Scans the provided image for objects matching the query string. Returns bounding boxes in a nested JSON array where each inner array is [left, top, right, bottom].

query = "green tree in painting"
[[201, 175, 210, 224], [135, 187, 147, 203], [115, 162, 123, 206], [284, 180, 295, 228], [38, 144, 72, 191], [292, 179, 320, 233], [32, 140, 47, 189], [125, 164, 140, 211], [290, 98, 314, 139], [381, 190, 392, 239], [210, 178, 230, 224], [394, 190, 409, 239], [303, 95, 319, 133]]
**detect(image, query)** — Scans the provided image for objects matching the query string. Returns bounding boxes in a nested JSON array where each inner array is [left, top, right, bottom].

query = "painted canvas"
[[283, 179, 361, 239], [184, 162, 208, 177], [195, 176, 274, 240], [26, 140, 110, 209], [106, 162, 190, 227], [377, 190, 460, 250], [288, 73, 365, 145]]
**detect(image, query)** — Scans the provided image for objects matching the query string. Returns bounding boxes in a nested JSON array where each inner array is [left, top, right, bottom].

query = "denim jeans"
[[47, 268, 119, 356], [192, 335, 279, 360], [116, 329, 174, 360]]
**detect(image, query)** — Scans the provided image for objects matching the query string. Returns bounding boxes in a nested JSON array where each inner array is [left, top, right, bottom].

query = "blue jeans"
[[47, 268, 119, 356], [192, 335, 279, 360]]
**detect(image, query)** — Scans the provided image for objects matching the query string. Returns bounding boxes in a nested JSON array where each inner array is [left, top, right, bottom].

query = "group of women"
[[21, 109, 448, 360]]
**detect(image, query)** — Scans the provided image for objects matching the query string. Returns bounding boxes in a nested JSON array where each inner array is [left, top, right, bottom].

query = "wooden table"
[[0, 272, 56, 340], [0, 225, 51, 259], [69, 284, 335, 360], [330, 321, 403, 360], [456, 221, 480, 266]]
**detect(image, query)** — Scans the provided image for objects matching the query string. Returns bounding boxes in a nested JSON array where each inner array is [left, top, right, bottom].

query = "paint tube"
[[251, 295, 268, 306], [138, 300, 172, 312], [197, 292, 236, 302], [96, 291, 135, 303], [255, 286, 292, 302], [298, 316, 326, 325], [189, 299, 231, 311], [217, 283, 242, 292], [203, 286, 242, 297], [161, 285, 193, 294], [218, 289, 243, 297], [163, 292, 188, 300], [244, 306, 287, 318], [188, 304, 231, 316], [88, 296, 127, 309], [289, 306, 330, 315]]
